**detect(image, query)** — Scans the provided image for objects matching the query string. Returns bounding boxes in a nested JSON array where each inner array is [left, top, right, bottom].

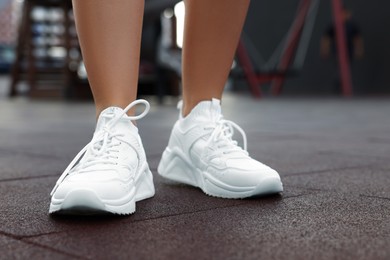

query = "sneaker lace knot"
[[78, 126, 123, 170], [205, 116, 248, 158]]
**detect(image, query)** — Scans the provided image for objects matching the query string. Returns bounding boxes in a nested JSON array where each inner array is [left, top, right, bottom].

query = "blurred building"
[[244, 0, 389, 95], [1, 0, 389, 99]]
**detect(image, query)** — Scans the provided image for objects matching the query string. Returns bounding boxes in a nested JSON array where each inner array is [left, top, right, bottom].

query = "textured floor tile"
[[284, 167, 390, 198], [1, 95, 389, 259], [0, 175, 301, 237], [0, 151, 68, 181], [0, 234, 72, 260], [26, 192, 390, 260]]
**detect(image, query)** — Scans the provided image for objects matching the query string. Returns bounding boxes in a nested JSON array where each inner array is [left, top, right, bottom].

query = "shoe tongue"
[[185, 98, 222, 122], [95, 107, 136, 132]]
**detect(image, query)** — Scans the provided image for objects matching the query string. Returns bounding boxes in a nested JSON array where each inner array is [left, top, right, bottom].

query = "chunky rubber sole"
[[158, 147, 283, 199], [49, 167, 155, 215]]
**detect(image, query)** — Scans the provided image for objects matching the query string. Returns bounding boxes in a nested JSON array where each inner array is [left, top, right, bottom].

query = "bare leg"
[[72, 0, 144, 116], [182, 0, 250, 116]]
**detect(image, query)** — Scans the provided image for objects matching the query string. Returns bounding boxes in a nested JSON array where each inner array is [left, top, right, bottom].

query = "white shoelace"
[[205, 117, 248, 158], [50, 99, 150, 196]]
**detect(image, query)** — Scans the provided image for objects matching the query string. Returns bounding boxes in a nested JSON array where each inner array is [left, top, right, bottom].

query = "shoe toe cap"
[[52, 175, 133, 201]]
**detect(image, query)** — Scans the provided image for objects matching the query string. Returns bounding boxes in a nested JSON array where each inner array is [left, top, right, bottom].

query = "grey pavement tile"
[[0, 175, 303, 237], [25, 192, 390, 260], [222, 98, 390, 136], [141, 104, 179, 128], [284, 167, 390, 199], [140, 130, 170, 161], [0, 126, 93, 159], [0, 99, 95, 128], [245, 126, 390, 158], [248, 143, 383, 176], [0, 99, 95, 158], [2, 96, 389, 161], [147, 155, 164, 170], [287, 137, 388, 159], [0, 234, 72, 260], [221, 98, 390, 159], [0, 178, 72, 236], [129, 173, 303, 223], [0, 151, 68, 181]]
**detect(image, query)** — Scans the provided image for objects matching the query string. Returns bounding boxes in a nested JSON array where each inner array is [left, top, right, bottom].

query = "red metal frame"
[[236, 0, 353, 97], [332, 0, 353, 96], [236, 0, 311, 98], [271, 0, 312, 95], [236, 40, 262, 98]]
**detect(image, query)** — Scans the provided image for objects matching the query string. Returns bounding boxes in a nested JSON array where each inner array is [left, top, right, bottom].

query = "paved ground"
[[0, 92, 389, 259]]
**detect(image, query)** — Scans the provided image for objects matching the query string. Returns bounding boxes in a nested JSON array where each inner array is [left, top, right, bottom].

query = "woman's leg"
[[72, 0, 144, 116], [181, 0, 250, 116], [158, 0, 282, 199], [49, 1, 155, 215]]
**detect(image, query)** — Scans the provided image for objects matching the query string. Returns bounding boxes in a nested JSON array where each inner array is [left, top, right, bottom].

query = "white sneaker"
[[158, 98, 283, 199], [49, 100, 155, 215]]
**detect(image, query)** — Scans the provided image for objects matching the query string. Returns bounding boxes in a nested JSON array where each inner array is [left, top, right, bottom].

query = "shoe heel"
[[158, 148, 198, 187], [135, 166, 155, 202]]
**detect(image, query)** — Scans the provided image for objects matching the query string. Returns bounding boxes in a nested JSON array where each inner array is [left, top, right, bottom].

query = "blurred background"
[[0, 0, 389, 102]]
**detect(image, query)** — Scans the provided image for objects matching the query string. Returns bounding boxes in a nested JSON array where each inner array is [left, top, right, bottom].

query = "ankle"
[[182, 97, 220, 117], [182, 100, 197, 118]]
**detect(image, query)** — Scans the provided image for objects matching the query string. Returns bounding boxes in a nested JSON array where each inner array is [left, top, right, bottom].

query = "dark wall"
[[244, 0, 390, 95]]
